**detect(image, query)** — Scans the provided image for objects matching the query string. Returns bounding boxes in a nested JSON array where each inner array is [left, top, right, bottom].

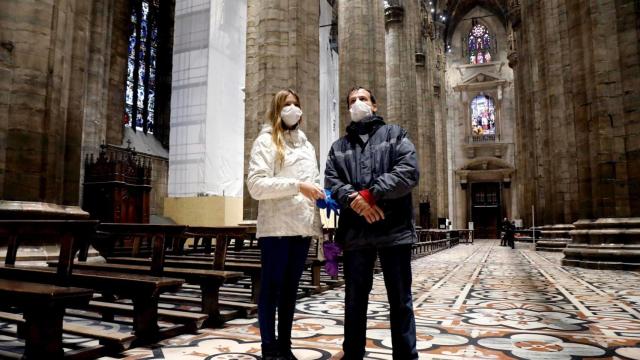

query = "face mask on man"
[[280, 105, 303, 127], [349, 100, 372, 122]]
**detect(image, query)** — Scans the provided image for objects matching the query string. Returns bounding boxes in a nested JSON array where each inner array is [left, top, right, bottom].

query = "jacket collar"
[[346, 115, 385, 139], [259, 124, 307, 147]]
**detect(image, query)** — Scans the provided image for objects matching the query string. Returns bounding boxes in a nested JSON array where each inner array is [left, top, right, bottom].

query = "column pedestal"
[[535, 224, 573, 252], [562, 218, 640, 270]]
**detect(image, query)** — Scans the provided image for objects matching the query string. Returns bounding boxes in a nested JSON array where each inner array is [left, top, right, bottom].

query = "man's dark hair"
[[346, 86, 376, 108]]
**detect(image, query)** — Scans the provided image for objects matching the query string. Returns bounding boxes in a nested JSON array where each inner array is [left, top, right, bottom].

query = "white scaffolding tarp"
[[319, 0, 340, 179], [169, 0, 247, 197], [170, 0, 337, 198]]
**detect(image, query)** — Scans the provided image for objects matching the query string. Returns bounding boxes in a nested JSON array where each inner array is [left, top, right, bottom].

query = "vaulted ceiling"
[[441, 0, 509, 41]]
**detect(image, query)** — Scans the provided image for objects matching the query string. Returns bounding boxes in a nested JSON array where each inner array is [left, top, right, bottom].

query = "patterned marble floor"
[[105, 240, 640, 359]]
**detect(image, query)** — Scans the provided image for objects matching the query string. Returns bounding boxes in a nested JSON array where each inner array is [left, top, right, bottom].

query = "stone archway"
[[455, 157, 514, 238]]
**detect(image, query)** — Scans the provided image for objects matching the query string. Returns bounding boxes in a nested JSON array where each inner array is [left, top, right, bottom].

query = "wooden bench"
[[0, 220, 97, 359], [0, 264, 184, 344], [0, 221, 188, 346], [107, 256, 264, 303], [65, 261, 244, 325], [0, 279, 93, 359], [131, 236, 328, 300], [85, 224, 246, 325], [0, 310, 136, 357]]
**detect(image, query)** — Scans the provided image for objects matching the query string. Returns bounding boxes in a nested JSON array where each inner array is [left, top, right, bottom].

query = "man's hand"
[[300, 182, 325, 201], [348, 192, 369, 214], [361, 205, 385, 224], [348, 192, 384, 223]]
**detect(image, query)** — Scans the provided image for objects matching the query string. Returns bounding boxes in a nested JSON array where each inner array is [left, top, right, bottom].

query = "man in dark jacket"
[[325, 87, 419, 360]]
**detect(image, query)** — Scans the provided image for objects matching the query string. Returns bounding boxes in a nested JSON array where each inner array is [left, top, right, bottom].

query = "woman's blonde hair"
[[267, 89, 301, 167]]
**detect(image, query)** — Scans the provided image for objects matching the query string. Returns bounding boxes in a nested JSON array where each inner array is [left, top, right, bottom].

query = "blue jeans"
[[258, 236, 311, 355], [342, 244, 418, 360]]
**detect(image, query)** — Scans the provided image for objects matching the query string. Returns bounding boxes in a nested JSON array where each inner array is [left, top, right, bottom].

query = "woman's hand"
[[299, 182, 325, 201]]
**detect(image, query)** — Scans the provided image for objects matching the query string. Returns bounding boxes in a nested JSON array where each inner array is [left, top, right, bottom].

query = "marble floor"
[[4, 240, 640, 359], [104, 240, 640, 360]]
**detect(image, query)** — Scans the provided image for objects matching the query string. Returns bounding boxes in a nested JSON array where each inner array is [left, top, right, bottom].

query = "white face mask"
[[349, 100, 373, 122], [280, 105, 302, 127]]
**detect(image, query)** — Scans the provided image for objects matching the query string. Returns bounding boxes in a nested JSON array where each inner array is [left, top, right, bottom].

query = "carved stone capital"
[[384, 5, 404, 24]]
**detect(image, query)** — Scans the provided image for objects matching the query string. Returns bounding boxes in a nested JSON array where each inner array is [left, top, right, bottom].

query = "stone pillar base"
[[562, 218, 640, 270], [536, 224, 574, 252], [0, 200, 91, 262]]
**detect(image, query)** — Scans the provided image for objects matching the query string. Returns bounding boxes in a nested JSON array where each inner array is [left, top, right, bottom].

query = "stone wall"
[[511, 0, 640, 226]]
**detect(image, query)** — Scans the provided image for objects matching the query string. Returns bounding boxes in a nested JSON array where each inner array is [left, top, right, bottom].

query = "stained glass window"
[[468, 24, 492, 64], [125, 0, 159, 134], [471, 94, 496, 135]]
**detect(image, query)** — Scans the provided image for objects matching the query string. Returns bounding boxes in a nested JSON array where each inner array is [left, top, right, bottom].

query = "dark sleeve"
[[324, 145, 357, 209], [370, 128, 419, 200]]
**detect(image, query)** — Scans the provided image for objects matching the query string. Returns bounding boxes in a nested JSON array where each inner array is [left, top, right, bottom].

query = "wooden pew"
[[132, 235, 327, 302], [76, 224, 245, 325], [0, 220, 95, 359], [0, 280, 94, 359], [0, 220, 186, 346]]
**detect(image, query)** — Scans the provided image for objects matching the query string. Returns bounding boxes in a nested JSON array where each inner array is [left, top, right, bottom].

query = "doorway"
[[471, 182, 501, 239]]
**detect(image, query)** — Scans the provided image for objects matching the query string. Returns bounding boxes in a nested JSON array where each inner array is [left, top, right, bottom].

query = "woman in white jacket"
[[247, 89, 324, 360]]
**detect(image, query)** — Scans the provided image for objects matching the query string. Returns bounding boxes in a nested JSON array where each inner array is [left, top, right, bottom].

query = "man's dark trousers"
[[342, 244, 418, 360]]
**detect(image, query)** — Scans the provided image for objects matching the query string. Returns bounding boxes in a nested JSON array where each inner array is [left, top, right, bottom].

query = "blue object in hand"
[[316, 189, 340, 217]]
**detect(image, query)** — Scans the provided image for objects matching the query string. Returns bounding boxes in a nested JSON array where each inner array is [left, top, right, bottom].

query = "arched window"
[[471, 94, 496, 137], [468, 24, 492, 64], [125, 0, 159, 134]]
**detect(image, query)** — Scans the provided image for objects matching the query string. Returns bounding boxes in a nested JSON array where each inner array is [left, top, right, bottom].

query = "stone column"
[[559, 0, 640, 269], [384, 0, 420, 212], [433, 34, 449, 221], [384, 1, 417, 135], [81, 0, 114, 180], [63, 0, 93, 206], [243, 0, 320, 220], [105, 0, 129, 146], [0, 0, 89, 218], [510, 0, 640, 268], [337, 0, 387, 127], [0, 14, 14, 201], [414, 4, 438, 227], [540, 0, 578, 224]]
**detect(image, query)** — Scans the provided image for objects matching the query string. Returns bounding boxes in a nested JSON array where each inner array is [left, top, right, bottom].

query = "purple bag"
[[322, 240, 342, 276]]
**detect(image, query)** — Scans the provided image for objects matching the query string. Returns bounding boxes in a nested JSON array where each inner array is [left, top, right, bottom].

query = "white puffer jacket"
[[247, 125, 322, 239]]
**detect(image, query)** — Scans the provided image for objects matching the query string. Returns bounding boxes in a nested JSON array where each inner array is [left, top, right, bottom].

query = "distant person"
[[500, 217, 509, 246], [247, 89, 324, 360], [501, 217, 515, 249]]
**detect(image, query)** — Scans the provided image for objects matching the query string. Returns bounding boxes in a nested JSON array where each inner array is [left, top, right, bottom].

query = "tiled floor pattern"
[[4, 240, 640, 359], [115, 240, 640, 359]]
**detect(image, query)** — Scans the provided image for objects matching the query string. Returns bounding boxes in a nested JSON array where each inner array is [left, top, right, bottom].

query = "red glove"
[[358, 189, 376, 206]]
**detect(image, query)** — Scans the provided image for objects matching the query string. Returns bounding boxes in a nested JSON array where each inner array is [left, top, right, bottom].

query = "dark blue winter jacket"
[[324, 115, 419, 250]]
